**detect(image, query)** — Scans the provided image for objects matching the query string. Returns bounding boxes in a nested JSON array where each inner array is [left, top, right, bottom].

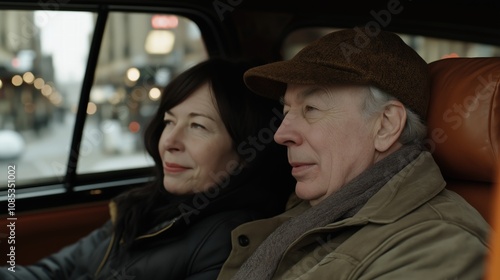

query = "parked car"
[[0, 0, 498, 277], [0, 130, 24, 160]]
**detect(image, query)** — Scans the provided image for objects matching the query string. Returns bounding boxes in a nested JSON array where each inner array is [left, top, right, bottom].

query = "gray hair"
[[362, 86, 427, 145]]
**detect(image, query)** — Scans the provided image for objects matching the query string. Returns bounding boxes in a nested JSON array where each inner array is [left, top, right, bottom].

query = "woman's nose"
[[162, 126, 185, 152]]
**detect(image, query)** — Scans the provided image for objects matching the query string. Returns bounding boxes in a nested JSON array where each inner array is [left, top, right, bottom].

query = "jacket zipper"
[[94, 233, 116, 278], [135, 218, 177, 240], [93, 218, 178, 278]]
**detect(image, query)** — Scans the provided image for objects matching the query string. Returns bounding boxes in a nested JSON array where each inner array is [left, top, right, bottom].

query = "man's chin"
[[294, 183, 323, 205]]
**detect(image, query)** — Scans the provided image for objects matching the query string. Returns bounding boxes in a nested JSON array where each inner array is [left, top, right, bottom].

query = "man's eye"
[[304, 105, 317, 112], [282, 105, 291, 116]]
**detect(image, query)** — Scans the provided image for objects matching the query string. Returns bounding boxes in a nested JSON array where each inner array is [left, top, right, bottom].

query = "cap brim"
[[243, 59, 367, 99]]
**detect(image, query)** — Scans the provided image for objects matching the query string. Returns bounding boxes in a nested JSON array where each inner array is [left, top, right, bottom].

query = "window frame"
[[0, 2, 228, 213]]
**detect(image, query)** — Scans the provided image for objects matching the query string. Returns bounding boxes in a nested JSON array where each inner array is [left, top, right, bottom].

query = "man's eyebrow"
[[283, 86, 325, 104], [299, 86, 326, 100]]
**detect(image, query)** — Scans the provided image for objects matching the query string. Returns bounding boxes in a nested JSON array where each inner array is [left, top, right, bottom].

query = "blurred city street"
[[0, 113, 153, 187]]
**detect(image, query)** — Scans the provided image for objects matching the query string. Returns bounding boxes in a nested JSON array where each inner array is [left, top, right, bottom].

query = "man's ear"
[[374, 100, 406, 153]]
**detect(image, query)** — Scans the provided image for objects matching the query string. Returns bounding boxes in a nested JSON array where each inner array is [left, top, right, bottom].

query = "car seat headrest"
[[427, 57, 500, 182]]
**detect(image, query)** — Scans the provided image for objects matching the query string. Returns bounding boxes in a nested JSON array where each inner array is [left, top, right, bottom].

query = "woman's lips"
[[163, 162, 189, 173]]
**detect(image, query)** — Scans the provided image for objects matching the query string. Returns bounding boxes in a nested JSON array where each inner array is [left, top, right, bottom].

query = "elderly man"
[[217, 29, 490, 280]]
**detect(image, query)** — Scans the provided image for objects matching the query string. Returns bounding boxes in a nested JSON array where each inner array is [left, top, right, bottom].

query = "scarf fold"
[[232, 144, 423, 280]]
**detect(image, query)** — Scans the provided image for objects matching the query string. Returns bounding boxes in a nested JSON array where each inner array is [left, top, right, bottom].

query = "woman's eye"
[[163, 120, 173, 126], [191, 123, 206, 130]]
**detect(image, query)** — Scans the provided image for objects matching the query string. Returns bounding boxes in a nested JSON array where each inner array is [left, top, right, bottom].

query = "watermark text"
[[6, 164, 17, 272]]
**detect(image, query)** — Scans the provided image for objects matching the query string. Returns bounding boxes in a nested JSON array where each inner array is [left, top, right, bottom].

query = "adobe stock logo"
[[339, 0, 407, 62], [213, 0, 243, 21], [111, 268, 136, 280], [424, 72, 499, 154], [9, 0, 72, 48]]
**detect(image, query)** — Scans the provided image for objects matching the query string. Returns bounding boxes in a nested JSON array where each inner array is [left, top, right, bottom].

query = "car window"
[[0, 10, 208, 188], [77, 12, 207, 174], [282, 27, 500, 62], [0, 10, 95, 187]]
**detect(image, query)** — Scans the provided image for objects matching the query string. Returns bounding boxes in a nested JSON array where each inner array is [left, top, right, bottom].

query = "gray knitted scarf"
[[232, 144, 423, 280]]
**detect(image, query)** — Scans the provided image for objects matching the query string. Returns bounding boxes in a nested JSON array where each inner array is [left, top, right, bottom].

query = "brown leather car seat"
[[427, 57, 499, 224]]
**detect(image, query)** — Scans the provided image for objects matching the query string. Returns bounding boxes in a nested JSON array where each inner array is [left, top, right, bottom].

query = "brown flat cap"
[[244, 28, 430, 119]]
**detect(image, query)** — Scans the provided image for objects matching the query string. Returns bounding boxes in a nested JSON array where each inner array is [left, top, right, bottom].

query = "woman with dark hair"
[[1, 58, 294, 280]]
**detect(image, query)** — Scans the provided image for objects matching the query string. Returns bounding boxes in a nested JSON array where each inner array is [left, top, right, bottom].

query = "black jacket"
[[1, 142, 294, 280], [0, 208, 258, 280]]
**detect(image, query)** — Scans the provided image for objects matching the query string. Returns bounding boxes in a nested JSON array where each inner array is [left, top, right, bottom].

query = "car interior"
[[427, 57, 499, 224], [0, 0, 498, 277]]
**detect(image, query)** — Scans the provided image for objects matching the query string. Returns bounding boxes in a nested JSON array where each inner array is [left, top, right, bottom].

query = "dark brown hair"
[[113, 58, 294, 250]]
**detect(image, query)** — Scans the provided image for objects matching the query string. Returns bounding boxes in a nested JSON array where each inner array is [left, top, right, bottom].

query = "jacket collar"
[[352, 151, 446, 224], [108, 201, 199, 240]]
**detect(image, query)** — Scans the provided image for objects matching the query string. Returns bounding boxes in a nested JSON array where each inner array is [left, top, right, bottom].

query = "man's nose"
[[274, 113, 302, 146]]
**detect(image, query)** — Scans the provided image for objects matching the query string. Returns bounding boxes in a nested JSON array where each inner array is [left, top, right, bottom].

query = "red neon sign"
[[151, 15, 178, 29]]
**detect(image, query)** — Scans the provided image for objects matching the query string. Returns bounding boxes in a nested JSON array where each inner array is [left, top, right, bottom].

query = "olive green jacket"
[[217, 151, 490, 280]]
